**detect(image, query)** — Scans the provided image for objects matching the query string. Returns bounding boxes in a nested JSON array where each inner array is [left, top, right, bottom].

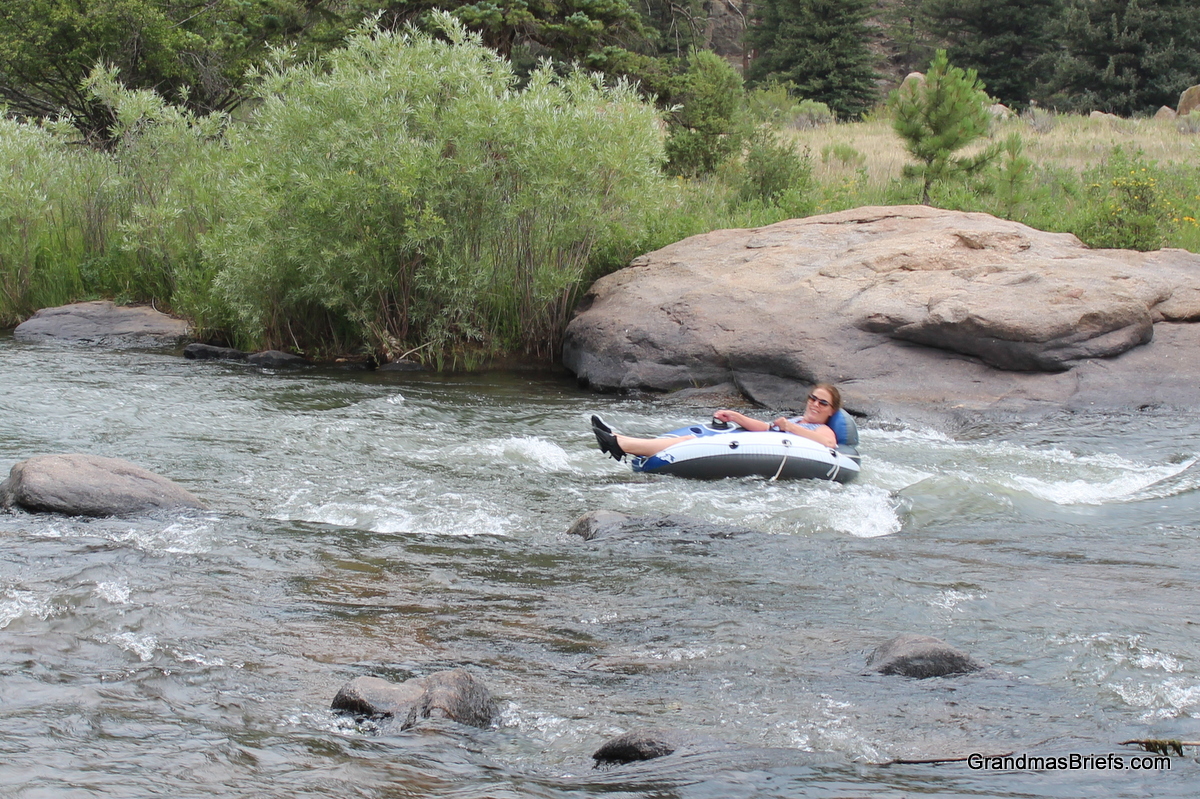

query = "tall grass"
[[781, 110, 1200, 250]]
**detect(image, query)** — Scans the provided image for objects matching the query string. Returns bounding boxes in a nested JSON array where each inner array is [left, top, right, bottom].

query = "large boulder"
[[866, 634, 984, 678], [1178, 85, 1200, 117], [0, 454, 206, 516], [13, 301, 191, 348], [563, 206, 1200, 414], [331, 669, 495, 730]]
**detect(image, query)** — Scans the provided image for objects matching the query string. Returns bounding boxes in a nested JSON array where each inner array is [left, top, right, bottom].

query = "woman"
[[592, 383, 843, 461]]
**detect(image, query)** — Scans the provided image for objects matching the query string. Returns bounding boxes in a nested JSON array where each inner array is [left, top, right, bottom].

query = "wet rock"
[[592, 728, 727, 765], [656, 382, 750, 408], [245, 350, 310, 368], [0, 454, 206, 516], [567, 510, 756, 542], [563, 206, 1200, 414], [183, 343, 248, 361], [13, 301, 191, 348], [331, 669, 495, 730], [867, 634, 984, 679]]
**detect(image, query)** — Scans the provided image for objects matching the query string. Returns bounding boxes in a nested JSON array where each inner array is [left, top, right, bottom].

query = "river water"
[[1, 334, 1198, 798]]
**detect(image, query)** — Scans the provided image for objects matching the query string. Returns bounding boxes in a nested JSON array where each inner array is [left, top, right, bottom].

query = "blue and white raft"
[[631, 410, 861, 483]]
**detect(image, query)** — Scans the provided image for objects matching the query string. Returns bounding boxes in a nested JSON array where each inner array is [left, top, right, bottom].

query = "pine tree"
[[746, 0, 879, 119], [889, 50, 995, 204], [1040, 0, 1200, 115], [922, 0, 1064, 109]]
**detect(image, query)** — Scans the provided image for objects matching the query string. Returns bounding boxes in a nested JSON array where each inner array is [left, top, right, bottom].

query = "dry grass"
[[787, 112, 1200, 189]]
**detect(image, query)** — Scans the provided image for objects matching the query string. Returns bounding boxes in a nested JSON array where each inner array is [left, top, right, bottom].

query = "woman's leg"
[[615, 434, 694, 457]]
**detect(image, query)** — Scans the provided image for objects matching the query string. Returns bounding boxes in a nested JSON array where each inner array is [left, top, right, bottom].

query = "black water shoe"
[[591, 415, 626, 461]]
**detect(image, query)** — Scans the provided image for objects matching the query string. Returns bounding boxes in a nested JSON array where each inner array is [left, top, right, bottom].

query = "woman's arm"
[[713, 409, 771, 431], [774, 417, 837, 448]]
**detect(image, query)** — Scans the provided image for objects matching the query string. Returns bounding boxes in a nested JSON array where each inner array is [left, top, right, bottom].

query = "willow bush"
[[0, 71, 231, 330], [206, 16, 666, 362], [0, 116, 97, 325], [84, 68, 232, 322]]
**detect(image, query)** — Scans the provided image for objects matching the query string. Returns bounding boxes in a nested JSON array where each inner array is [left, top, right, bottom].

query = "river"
[[1, 334, 1198, 797]]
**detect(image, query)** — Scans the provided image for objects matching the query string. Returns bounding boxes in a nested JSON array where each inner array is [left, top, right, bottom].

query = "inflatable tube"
[[631, 416, 861, 483]]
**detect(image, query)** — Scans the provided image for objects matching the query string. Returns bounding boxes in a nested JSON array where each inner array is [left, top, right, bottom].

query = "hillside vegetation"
[[3, 4, 1200, 363]]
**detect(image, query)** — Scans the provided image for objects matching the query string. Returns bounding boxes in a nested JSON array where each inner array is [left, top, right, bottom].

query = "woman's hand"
[[714, 410, 770, 431]]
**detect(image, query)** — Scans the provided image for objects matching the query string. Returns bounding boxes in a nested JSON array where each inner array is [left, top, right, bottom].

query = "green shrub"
[[83, 67, 231, 320], [664, 49, 745, 177], [735, 130, 814, 206], [821, 142, 866, 167], [790, 99, 834, 129], [744, 82, 833, 130], [1076, 148, 1166, 251], [0, 117, 89, 325], [205, 16, 667, 362]]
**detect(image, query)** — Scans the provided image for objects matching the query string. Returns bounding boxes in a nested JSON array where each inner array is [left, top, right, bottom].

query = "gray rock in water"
[[14, 301, 191, 348], [0, 454, 206, 516], [246, 350, 309, 368], [867, 634, 984, 679], [183, 343, 248, 361], [592, 728, 728, 765], [331, 669, 495, 730], [563, 206, 1200, 414], [567, 510, 756, 542]]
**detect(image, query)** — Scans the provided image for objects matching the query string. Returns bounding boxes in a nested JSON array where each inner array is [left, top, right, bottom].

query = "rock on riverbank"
[[562, 206, 1200, 416], [13, 301, 191, 348]]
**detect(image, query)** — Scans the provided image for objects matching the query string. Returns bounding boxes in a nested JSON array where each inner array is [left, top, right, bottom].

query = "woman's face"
[[805, 387, 836, 423]]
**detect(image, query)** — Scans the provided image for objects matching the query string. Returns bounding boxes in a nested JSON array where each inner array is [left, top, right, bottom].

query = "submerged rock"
[[183, 343, 248, 361], [592, 728, 728, 765], [331, 669, 495, 730], [0, 454, 206, 517], [567, 510, 757, 542], [245, 350, 310, 368], [867, 634, 984, 679], [14, 301, 191, 348]]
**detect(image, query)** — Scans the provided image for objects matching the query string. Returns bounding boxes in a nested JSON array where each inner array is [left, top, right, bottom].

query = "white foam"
[[111, 519, 213, 555], [95, 581, 131, 605], [456, 436, 576, 473], [808, 484, 903, 538], [1108, 677, 1200, 720], [0, 589, 55, 629], [1004, 458, 1195, 505], [108, 631, 159, 661], [929, 588, 985, 612], [498, 702, 572, 740]]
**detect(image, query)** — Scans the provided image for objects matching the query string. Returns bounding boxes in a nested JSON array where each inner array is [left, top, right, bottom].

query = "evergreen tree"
[[922, 0, 1063, 109], [1040, 0, 1200, 115], [889, 50, 994, 204], [746, 0, 879, 119]]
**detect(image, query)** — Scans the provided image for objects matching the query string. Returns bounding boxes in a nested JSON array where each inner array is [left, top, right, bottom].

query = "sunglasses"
[[807, 394, 832, 408]]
